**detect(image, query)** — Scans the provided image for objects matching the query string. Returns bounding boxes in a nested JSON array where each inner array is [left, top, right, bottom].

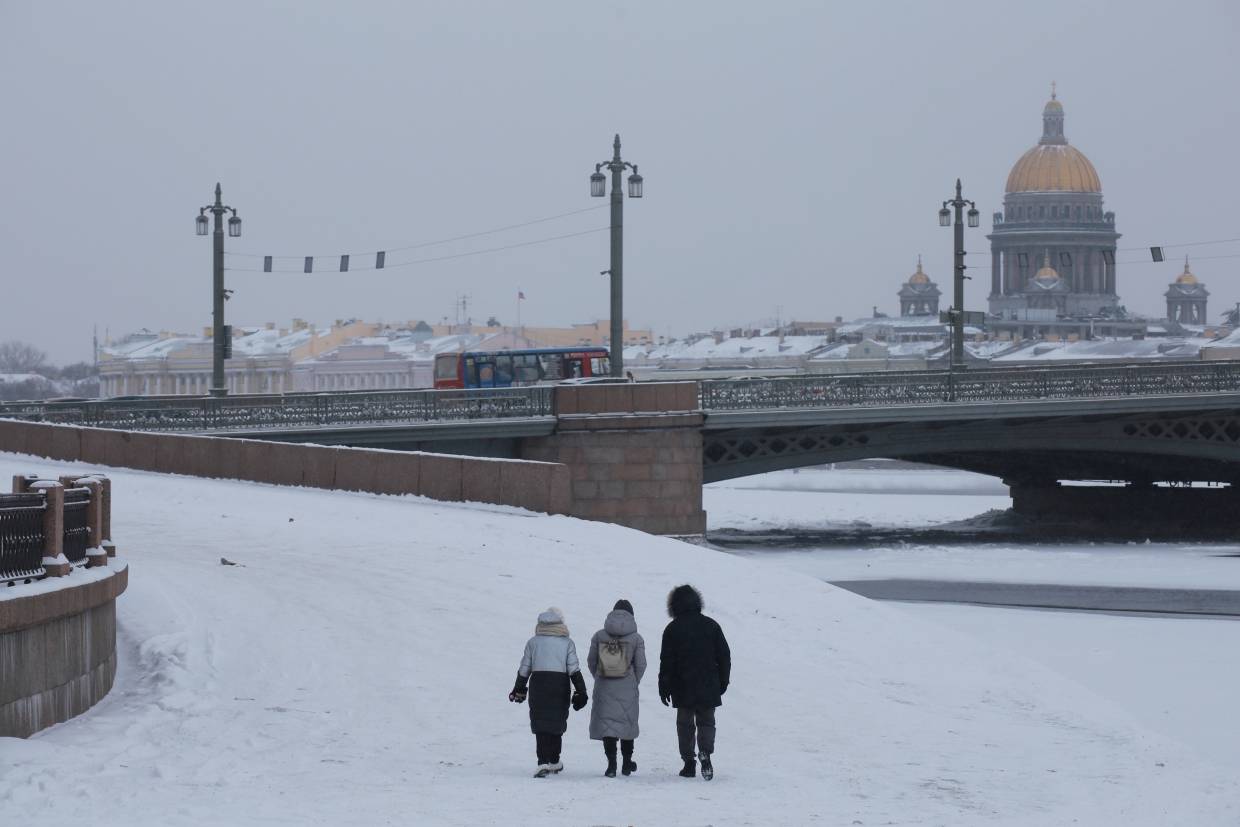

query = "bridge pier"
[[520, 383, 706, 536], [1009, 482, 1240, 534]]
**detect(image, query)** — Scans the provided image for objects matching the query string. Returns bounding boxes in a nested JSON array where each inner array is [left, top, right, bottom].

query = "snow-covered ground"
[[2, 453, 1238, 825], [898, 604, 1240, 771]]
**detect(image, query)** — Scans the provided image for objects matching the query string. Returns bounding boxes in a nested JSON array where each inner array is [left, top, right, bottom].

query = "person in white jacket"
[[509, 607, 589, 777]]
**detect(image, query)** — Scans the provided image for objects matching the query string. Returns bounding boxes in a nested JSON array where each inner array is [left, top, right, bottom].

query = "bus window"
[[514, 353, 541, 384], [477, 361, 495, 387], [494, 354, 514, 386], [540, 353, 564, 381], [565, 358, 584, 379], [435, 354, 460, 381], [464, 357, 479, 387], [590, 357, 609, 376]]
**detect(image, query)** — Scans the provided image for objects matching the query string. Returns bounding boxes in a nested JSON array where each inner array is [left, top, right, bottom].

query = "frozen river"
[[705, 466, 1240, 770]]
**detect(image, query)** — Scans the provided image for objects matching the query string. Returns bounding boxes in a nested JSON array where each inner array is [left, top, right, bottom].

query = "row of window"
[[1006, 204, 1107, 222], [1008, 250, 1117, 269]]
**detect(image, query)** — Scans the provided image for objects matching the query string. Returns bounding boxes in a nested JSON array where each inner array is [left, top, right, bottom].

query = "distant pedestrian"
[[586, 599, 647, 778], [658, 584, 731, 781], [510, 607, 589, 778], [625, 370, 636, 382]]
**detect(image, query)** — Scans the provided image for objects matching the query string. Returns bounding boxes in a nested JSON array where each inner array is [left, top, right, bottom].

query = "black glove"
[[569, 670, 588, 711], [510, 674, 528, 703], [659, 691, 670, 706]]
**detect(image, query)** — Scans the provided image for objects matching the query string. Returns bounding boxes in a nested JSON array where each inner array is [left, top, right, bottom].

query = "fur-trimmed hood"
[[667, 584, 703, 617]]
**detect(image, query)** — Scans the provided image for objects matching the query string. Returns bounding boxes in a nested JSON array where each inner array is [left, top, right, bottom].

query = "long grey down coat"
[[586, 609, 647, 740]]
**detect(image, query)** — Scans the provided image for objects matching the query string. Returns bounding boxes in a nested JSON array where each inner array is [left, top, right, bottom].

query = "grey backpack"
[[597, 638, 631, 677]]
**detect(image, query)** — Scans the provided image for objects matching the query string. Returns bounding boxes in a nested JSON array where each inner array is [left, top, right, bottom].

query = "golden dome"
[[1005, 89, 1101, 193], [1006, 144, 1101, 193], [908, 258, 930, 284], [1175, 259, 1198, 285], [1033, 252, 1061, 283]]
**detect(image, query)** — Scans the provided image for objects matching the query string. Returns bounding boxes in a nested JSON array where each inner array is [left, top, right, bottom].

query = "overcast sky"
[[2, 0, 1237, 363]]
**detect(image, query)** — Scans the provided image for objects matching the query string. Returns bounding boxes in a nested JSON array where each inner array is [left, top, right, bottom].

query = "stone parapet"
[[0, 420, 572, 517], [0, 564, 128, 738]]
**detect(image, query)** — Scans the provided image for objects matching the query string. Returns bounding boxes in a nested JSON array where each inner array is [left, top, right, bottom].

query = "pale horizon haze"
[[2, 0, 1237, 363]]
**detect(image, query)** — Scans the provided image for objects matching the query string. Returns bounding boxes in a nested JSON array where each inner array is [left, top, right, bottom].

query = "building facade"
[[97, 320, 376, 397], [988, 91, 1121, 319]]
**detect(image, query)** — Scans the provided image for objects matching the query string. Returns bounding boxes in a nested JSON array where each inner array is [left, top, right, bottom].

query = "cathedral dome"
[[1005, 90, 1101, 194], [1174, 260, 1198, 285], [908, 259, 931, 285], [1032, 252, 1063, 286]]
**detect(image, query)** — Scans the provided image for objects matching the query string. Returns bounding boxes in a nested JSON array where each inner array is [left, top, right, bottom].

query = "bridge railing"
[[699, 360, 1240, 410], [0, 386, 555, 432]]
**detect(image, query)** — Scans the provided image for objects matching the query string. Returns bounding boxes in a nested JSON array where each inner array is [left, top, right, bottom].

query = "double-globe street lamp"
[[196, 184, 241, 397], [590, 134, 643, 377], [938, 178, 979, 370]]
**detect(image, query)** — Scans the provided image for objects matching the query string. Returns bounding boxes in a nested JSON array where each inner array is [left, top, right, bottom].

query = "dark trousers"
[[602, 737, 634, 759], [535, 732, 562, 765], [676, 705, 716, 759]]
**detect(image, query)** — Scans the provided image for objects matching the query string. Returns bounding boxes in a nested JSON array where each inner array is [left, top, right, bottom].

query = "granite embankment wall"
[[0, 565, 129, 738], [0, 419, 571, 515]]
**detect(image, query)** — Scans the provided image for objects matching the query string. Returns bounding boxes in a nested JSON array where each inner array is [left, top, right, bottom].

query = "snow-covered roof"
[[102, 326, 326, 361], [836, 315, 946, 334], [1201, 328, 1240, 349], [993, 338, 1210, 363], [627, 335, 834, 363], [962, 339, 1011, 359]]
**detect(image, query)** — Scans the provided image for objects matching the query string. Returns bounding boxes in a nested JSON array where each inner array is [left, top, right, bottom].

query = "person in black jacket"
[[658, 584, 731, 780]]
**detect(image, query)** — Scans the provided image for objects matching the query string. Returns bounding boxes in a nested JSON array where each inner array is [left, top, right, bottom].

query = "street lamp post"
[[939, 178, 979, 370], [196, 183, 241, 397], [590, 134, 643, 377]]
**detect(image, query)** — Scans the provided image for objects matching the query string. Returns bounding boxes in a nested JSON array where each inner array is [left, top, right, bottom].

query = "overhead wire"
[[225, 203, 609, 260], [225, 226, 609, 273]]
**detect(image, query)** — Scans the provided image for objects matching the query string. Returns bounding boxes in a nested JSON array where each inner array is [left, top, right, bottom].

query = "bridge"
[[5, 360, 1240, 534]]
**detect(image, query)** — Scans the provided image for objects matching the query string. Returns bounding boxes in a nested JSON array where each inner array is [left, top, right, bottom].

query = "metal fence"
[[1, 493, 46, 584], [0, 386, 555, 433], [700, 360, 1240, 411], [62, 488, 91, 566]]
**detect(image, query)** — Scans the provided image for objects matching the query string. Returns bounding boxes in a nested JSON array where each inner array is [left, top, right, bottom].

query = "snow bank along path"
[[0, 453, 1235, 825]]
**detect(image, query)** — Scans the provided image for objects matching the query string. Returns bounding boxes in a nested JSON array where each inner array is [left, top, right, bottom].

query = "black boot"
[[699, 751, 713, 781], [678, 757, 696, 778], [621, 741, 636, 776], [604, 739, 617, 778]]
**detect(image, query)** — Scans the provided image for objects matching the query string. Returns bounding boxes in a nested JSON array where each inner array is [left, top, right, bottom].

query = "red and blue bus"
[[433, 347, 610, 389]]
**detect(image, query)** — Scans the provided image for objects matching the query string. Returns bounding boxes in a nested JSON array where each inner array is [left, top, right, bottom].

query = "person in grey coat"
[[586, 599, 647, 778]]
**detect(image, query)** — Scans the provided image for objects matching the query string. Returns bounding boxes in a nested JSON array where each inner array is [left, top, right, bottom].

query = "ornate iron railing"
[[0, 386, 555, 433], [3, 362, 1240, 431], [700, 361, 1240, 411], [1, 493, 46, 584], [62, 488, 91, 565]]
